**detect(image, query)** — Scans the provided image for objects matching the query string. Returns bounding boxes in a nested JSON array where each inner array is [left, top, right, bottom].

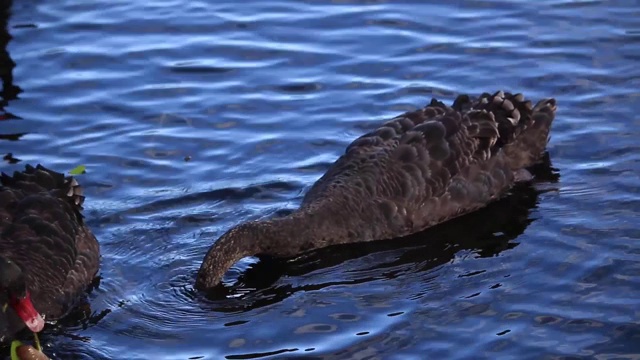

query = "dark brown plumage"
[[196, 90, 556, 290], [0, 164, 99, 344]]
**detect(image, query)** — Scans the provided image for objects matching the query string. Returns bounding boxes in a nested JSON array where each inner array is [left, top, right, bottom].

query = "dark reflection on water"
[[0, 0, 23, 162], [1, 0, 640, 359]]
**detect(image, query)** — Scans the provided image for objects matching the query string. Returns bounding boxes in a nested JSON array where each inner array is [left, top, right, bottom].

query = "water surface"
[[1, 0, 640, 359]]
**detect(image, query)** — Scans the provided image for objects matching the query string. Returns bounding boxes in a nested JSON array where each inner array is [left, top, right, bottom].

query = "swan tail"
[[457, 91, 556, 170]]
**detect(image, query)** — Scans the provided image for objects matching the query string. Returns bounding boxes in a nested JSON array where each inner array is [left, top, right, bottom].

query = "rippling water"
[[1, 0, 639, 359]]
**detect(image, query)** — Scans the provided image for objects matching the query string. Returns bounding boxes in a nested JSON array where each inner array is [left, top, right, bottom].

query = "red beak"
[[9, 292, 45, 332]]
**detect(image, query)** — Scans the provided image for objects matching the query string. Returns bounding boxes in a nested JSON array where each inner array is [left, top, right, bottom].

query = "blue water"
[[2, 0, 640, 359]]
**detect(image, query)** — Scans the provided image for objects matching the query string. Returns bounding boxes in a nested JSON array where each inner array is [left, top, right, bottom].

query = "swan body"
[[0, 165, 99, 344], [196, 91, 556, 290]]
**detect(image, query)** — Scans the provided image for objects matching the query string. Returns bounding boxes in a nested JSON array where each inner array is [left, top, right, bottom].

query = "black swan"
[[0, 165, 99, 344], [196, 91, 556, 290]]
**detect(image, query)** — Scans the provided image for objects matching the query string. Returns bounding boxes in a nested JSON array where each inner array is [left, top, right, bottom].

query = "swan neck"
[[194, 211, 331, 290]]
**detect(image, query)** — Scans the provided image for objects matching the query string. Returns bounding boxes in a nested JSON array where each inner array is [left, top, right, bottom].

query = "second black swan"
[[196, 90, 556, 290]]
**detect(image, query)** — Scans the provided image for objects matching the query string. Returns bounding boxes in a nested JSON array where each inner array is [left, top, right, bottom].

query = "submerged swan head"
[[195, 219, 296, 289], [195, 222, 261, 289], [195, 212, 328, 290]]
